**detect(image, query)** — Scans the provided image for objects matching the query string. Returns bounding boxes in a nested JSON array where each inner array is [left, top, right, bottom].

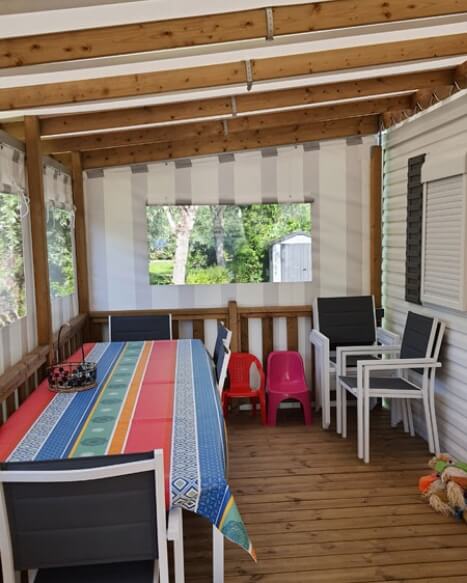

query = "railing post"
[[228, 301, 239, 352]]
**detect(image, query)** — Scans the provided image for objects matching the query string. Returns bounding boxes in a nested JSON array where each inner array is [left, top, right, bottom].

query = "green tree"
[[47, 207, 75, 297], [0, 193, 26, 324]]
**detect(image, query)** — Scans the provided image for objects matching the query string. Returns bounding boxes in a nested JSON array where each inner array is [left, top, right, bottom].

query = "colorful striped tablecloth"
[[0, 339, 255, 559]]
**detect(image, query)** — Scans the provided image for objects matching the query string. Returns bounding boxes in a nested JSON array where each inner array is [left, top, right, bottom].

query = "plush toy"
[[419, 454, 467, 524]]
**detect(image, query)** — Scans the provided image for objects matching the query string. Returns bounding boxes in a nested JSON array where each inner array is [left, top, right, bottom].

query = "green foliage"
[[149, 259, 173, 285], [146, 202, 311, 286], [47, 207, 75, 298], [186, 266, 231, 284], [0, 193, 26, 324]]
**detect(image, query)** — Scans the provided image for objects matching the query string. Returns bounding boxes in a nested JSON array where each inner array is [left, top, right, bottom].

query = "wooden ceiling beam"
[[0, 33, 466, 111], [42, 95, 411, 154], [454, 59, 467, 88], [81, 115, 379, 170], [30, 67, 456, 137], [1, 1, 466, 69]]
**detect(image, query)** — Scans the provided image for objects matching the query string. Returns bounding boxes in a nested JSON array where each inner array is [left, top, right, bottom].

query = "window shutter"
[[405, 154, 425, 304], [421, 152, 467, 311]]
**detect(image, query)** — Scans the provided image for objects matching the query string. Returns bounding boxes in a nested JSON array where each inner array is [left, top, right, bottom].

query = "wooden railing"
[[88, 301, 313, 369], [0, 313, 87, 424]]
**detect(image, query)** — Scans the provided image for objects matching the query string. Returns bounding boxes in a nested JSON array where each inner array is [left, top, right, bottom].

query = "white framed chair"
[[310, 295, 399, 431], [216, 339, 232, 397], [0, 451, 170, 583], [337, 311, 445, 463], [109, 314, 173, 342], [213, 321, 232, 367]]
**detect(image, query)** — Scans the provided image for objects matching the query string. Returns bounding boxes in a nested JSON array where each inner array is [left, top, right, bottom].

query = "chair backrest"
[[266, 351, 306, 386], [228, 353, 265, 394], [400, 311, 440, 360], [109, 314, 172, 342], [0, 451, 168, 579], [217, 340, 231, 395], [213, 321, 232, 364], [314, 295, 377, 350]]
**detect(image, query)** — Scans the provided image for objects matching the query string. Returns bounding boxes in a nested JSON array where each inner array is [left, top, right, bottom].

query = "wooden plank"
[[1, 1, 466, 68], [181, 407, 467, 581], [37, 68, 454, 136], [1, 34, 466, 110], [192, 319, 205, 343], [370, 145, 382, 307], [42, 95, 411, 154], [262, 317, 274, 367], [286, 316, 299, 351], [71, 152, 90, 314], [82, 116, 379, 169], [24, 116, 52, 351]]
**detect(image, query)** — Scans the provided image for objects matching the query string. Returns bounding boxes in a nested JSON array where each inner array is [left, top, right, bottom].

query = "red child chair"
[[224, 353, 266, 424], [266, 351, 312, 426]]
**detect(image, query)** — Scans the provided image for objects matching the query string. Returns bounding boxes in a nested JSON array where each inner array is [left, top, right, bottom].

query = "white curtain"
[[0, 143, 25, 194], [43, 163, 73, 210]]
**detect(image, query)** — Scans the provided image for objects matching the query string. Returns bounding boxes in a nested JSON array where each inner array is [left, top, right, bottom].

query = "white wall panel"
[[382, 91, 467, 459]]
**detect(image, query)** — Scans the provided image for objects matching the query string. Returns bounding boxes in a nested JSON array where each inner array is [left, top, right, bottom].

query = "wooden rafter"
[[2, 68, 457, 140], [81, 115, 379, 170], [0, 33, 466, 111], [0, 0, 466, 68], [42, 95, 411, 154]]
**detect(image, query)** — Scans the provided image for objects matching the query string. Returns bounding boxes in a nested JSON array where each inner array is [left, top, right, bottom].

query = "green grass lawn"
[[149, 260, 173, 284]]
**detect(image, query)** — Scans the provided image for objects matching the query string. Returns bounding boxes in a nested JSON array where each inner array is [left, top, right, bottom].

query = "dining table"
[[0, 338, 255, 580]]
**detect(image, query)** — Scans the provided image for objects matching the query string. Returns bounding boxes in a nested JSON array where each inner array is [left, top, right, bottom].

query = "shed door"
[[281, 243, 312, 282]]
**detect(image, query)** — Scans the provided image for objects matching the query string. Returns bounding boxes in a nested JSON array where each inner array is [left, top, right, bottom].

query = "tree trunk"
[[213, 206, 225, 267], [172, 206, 197, 284]]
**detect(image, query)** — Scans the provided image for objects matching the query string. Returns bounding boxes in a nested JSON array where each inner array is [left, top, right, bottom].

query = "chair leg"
[[301, 394, 312, 426], [336, 377, 342, 435], [168, 508, 185, 583], [267, 396, 279, 427], [363, 393, 370, 464], [422, 392, 435, 454], [428, 390, 440, 454], [222, 396, 229, 419], [357, 392, 364, 460], [260, 395, 267, 425], [401, 400, 409, 433], [406, 400, 415, 437], [341, 385, 347, 439]]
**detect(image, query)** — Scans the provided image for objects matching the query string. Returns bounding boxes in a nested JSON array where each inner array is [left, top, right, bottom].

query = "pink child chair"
[[266, 351, 312, 426]]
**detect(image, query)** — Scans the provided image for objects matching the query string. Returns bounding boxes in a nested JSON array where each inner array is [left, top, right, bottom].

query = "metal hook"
[[244, 60, 254, 91], [265, 7, 274, 41]]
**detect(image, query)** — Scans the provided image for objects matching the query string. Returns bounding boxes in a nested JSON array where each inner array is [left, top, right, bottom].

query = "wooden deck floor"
[[183, 407, 467, 582]]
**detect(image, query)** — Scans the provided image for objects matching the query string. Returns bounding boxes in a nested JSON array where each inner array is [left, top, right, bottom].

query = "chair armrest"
[[336, 345, 401, 356], [356, 358, 441, 373], [376, 327, 400, 346], [336, 344, 401, 375], [309, 329, 329, 349]]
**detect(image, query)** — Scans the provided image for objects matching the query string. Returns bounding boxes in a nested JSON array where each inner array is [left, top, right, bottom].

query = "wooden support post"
[[24, 116, 52, 351], [370, 145, 383, 307], [227, 301, 240, 352], [71, 152, 90, 315]]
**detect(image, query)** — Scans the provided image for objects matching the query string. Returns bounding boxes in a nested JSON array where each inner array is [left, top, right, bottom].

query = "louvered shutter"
[[421, 154, 467, 311], [405, 155, 425, 304]]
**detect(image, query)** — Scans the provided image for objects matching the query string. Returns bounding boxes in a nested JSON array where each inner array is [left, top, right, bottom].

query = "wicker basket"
[[48, 325, 97, 393]]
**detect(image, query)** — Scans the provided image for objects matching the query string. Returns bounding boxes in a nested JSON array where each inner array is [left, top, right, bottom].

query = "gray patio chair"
[[337, 311, 445, 463], [0, 451, 170, 583], [310, 295, 399, 431], [108, 314, 172, 341]]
